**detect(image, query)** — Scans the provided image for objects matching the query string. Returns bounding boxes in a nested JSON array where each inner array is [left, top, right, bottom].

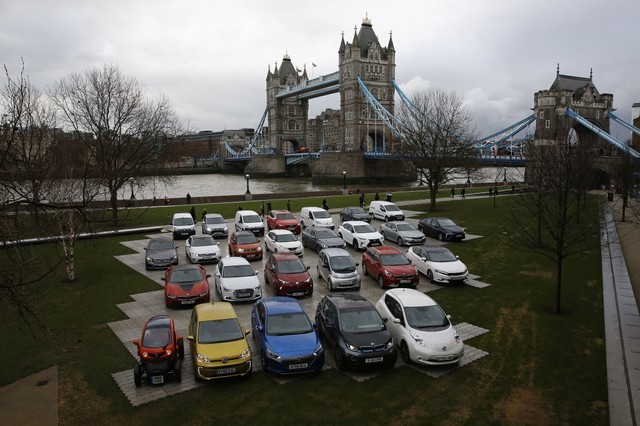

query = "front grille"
[[233, 289, 255, 298], [359, 344, 387, 352]]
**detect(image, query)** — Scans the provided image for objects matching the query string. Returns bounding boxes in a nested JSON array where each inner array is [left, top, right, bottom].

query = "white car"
[[337, 221, 384, 251], [214, 257, 261, 302], [264, 229, 303, 256], [406, 245, 469, 284], [185, 235, 221, 264], [375, 288, 464, 365]]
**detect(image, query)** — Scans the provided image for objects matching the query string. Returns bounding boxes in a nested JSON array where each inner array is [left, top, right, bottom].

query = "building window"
[[539, 111, 544, 120], [545, 120, 551, 129]]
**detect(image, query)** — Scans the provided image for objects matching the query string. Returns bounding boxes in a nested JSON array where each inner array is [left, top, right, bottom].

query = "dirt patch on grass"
[[58, 368, 111, 424], [519, 269, 554, 280], [493, 387, 551, 425]]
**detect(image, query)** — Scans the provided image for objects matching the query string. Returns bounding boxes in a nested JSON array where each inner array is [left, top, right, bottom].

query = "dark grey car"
[[380, 221, 426, 246], [418, 217, 466, 241], [301, 227, 346, 252], [339, 207, 371, 223], [145, 238, 179, 270], [201, 213, 228, 238]]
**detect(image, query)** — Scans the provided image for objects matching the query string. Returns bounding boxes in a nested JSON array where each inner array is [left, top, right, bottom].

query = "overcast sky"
[[2, 0, 638, 140]]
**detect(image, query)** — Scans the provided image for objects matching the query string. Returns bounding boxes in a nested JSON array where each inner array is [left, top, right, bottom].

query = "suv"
[[267, 210, 301, 234], [172, 213, 196, 239], [316, 248, 361, 291], [362, 246, 419, 289], [235, 210, 265, 236], [337, 220, 384, 251], [369, 201, 405, 222], [202, 213, 228, 238], [300, 206, 334, 230], [315, 293, 397, 370]]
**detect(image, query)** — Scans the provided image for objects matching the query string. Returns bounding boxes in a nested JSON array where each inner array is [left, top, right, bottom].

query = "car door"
[[340, 223, 352, 245], [408, 247, 426, 276], [363, 248, 376, 276], [317, 251, 329, 282], [317, 299, 338, 346], [251, 301, 267, 353], [383, 294, 406, 342], [265, 255, 277, 287], [385, 223, 397, 241]]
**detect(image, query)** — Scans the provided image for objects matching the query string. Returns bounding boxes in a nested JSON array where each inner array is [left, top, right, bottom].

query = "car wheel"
[[174, 360, 182, 383], [133, 364, 142, 387], [377, 275, 385, 289], [334, 346, 344, 370], [178, 340, 185, 359], [317, 266, 321, 280], [352, 239, 358, 250], [426, 269, 434, 283], [438, 232, 445, 242], [397, 236, 404, 246], [261, 351, 268, 372], [362, 262, 368, 276], [264, 243, 269, 252], [384, 216, 389, 222], [302, 238, 307, 248], [400, 341, 411, 364]]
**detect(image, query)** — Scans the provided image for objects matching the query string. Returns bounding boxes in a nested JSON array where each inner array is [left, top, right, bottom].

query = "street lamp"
[[503, 168, 507, 184], [245, 173, 251, 194], [342, 171, 347, 190]]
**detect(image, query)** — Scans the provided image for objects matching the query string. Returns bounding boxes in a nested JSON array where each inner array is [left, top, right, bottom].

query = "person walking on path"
[[260, 201, 265, 217], [286, 200, 291, 212], [461, 187, 466, 199], [201, 208, 207, 222], [322, 198, 329, 210], [374, 192, 380, 201], [359, 192, 365, 208], [189, 206, 196, 221], [186, 193, 191, 204], [451, 187, 455, 198]]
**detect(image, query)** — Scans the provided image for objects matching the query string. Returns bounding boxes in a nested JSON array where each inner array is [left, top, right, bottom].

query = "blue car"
[[251, 297, 324, 374]]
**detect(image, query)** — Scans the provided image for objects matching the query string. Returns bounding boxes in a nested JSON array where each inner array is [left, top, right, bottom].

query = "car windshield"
[[339, 307, 384, 333], [174, 218, 193, 226], [396, 223, 416, 231], [353, 224, 375, 233], [142, 326, 171, 348], [222, 264, 255, 278], [198, 319, 244, 344], [380, 253, 410, 266], [315, 229, 338, 239], [237, 234, 258, 244], [243, 215, 262, 223], [349, 207, 366, 214], [277, 213, 295, 220], [427, 249, 457, 262], [385, 205, 400, 212], [329, 255, 356, 272], [276, 233, 297, 242], [404, 305, 450, 330], [266, 312, 312, 335], [276, 259, 307, 274], [149, 240, 174, 250], [313, 210, 330, 219], [437, 218, 457, 227], [169, 268, 203, 283], [206, 217, 225, 224], [192, 236, 215, 247]]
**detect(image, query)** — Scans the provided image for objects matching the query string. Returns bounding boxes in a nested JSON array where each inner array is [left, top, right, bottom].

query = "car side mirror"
[[355, 262, 360, 267], [187, 335, 194, 341], [407, 259, 412, 264], [447, 314, 452, 320], [206, 274, 211, 278], [215, 271, 221, 276], [177, 336, 183, 343], [306, 266, 310, 270], [382, 317, 388, 323], [244, 328, 251, 336], [133, 340, 140, 346], [421, 257, 427, 262], [161, 277, 166, 281], [144, 247, 148, 251], [392, 318, 401, 324], [256, 325, 264, 333], [456, 255, 460, 259], [255, 270, 259, 275]]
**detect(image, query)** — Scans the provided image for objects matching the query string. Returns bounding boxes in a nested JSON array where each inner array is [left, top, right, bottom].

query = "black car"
[[301, 227, 346, 252], [145, 238, 179, 270], [315, 293, 396, 370], [417, 217, 466, 241], [339, 206, 371, 223]]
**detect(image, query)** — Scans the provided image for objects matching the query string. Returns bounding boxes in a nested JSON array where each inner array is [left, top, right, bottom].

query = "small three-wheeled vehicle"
[[133, 314, 184, 386]]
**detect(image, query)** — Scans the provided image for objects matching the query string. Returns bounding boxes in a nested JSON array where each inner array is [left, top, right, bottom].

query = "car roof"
[[194, 302, 238, 321], [385, 288, 438, 308], [368, 245, 402, 255], [235, 230, 257, 237], [237, 210, 259, 216], [385, 221, 410, 226], [416, 245, 453, 254], [169, 264, 202, 272], [269, 229, 294, 235], [270, 252, 300, 261], [260, 296, 305, 314], [145, 315, 172, 329], [320, 248, 351, 257], [342, 220, 371, 226], [173, 212, 192, 218], [324, 293, 372, 309], [220, 256, 252, 266], [271, 210, 291, 214], [301, 206, 325, 211], [204, 213, 223, 218]]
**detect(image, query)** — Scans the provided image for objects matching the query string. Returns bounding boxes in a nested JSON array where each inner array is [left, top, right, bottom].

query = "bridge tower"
[[266, 54, 309, 154], [339, 16, 396, 152]]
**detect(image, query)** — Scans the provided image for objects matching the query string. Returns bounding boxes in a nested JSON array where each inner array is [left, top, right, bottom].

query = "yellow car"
[[188, 302, 252, 380]]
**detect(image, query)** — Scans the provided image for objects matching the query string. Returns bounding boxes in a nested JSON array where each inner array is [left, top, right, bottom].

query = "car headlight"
[[223, 227, 228, 232], [410, 331, 427, 347], [196, 353, 211, 363], [454, 331, 461, 344], [170, 255, 177, 261], [266, 348, 281, 360], [222, 286, 230, 292], [205, 227, 212, 232], [384, 270, 393, 277], [319, 243, 328, 249], [435, 269, 449, 276], [386, 340, 393, 349], [254, 285, 261, 291], [314, 344, 324, 356], [146, 257, 152, 262], [238, 248, 245, 253], [304, 277, 312, 283], [167, 294, 176, 299], [345, 342, 358, 352], [240, 348, 251, 359], [199, 290, 209, 297]]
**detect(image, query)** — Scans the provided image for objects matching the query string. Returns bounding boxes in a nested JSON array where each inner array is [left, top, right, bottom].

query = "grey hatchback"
[[145, 238, 179, 270], [316, 248, 361, 291], [379, 221, 426, 246]]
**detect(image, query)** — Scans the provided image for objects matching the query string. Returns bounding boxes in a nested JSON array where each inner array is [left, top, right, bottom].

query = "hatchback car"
[[267, 210, 301, 234], [162, 264, 211, 308], [188, 302, 252, 380], [185, 234, 221, 264], [133, 314, 184, 386], [201, 213, 228, 238], [144, 238, 179, 270], [375, 288, 464, 365], [406, 245, 469, 284], [315, 293, 396, 370], [316, 248, 361, 291], [264, 229, 303, 257], [338, 221, 384, 251], [380, 221, 426, 246], [214, 256, 262, 302], [229, 231, 263, 261], [418, 217, 466, 241], [362, 246, 419, 289], [264, 253, 313, 297], [251, 297, 324, 374], [301, 227, 346, 252], [339, 206, 371, 223]]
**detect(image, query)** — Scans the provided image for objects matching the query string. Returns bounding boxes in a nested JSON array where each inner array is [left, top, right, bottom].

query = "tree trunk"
[[554, 255, 563, 314], [110, 188, 119, 223]]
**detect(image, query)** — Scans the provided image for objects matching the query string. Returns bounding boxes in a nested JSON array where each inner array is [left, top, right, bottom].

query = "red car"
[[362, 246, 419, 289], [162, 264, 211, 308], [133, 314, 184, 386], [264, 253, 313, 297], [267, 210, 301, 234], [229, 231, 263, 260]]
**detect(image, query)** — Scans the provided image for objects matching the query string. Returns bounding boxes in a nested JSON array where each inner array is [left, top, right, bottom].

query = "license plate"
[[151, 375, 164, 384], [181, 300, 195, 305], [370, 241, 380, 246], [288, 363, 308, 370], [435, 355, 455, 361], [291, 292, 305, 296], [365, 357, 384, 363], [400, 279, 411, 284], [237, 292, 251, 298], [217, 367, 236, 375]]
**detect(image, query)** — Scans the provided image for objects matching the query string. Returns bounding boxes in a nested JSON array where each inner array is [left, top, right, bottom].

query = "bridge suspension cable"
[[474, 114, 536, 149], [608, 111, 640, 139], [566, 108, 640, 158], [357, 77, 407, 141]]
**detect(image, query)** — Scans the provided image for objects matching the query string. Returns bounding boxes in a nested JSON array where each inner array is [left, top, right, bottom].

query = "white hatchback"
[[214, 257, 261, 302], [375, 288, 464, 365], [185, 234, 221, 264], [264, 229, 303, 256], [337, 221, 384, 251]]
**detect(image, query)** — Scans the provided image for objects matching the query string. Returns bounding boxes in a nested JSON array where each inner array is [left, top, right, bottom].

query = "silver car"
[[380, 221, 426, 246], [202, 213, 228, 238], [316, 248, 361, 291]]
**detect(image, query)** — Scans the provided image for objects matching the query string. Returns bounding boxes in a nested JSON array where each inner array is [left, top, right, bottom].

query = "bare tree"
[[50, 64, 181, 223], [395, 88, 477, 210]]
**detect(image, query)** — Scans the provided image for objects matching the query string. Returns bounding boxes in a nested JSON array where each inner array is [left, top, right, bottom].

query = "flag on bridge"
[[312, 63, 317, 67]]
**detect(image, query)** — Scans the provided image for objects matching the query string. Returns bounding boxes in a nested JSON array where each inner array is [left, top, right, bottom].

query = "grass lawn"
[[2, 191, 608, 425]]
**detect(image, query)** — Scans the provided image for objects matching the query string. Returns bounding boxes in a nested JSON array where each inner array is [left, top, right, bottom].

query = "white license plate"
[[288, 363, 309, 370], [217, 367, 236, 375], [435, 355, 455, 361], [151, 375, 164, 384], [181, 300, 195, 305], [365, 357, 384, 363], [400, 279, 411, 284], [291, 292, 305, 296], [237, 292, 251, 298]]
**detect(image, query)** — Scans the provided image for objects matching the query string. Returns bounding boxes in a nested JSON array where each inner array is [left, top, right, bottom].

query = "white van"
[[234, 210, 265, 236], [368, 201, 405, 222], [172, 212, 196, 239], [300, 206, 335, 230]]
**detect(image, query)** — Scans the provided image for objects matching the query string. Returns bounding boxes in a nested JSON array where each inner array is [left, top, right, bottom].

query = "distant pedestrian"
[[512, 184, 516, 193], [374, 192, 380, 201], [237, 205, 243, 211], [152, 196, 156, 206], [451, 187, 455, 198], [189, 206, 196, 221], [186, 192, 191, 204], [164, 196, 170, 205], [260, 201, 265, 217], [322, 198, 329, 210], [201, 208, 207, 222], [286, 200, 291, 211], [461, 187, 466, 199], [489, 187, 493, 196], [359, 193, 365, 208], [385, 192, 392, 202]]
